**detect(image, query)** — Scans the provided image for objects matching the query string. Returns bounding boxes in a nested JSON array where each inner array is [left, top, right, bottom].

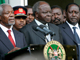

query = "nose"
[[54, 14, 58, 18], [72, 12, 76, 17], [20, 18, 24, 21], [47, 12, 51, 17], [28, 15, 32, 19]]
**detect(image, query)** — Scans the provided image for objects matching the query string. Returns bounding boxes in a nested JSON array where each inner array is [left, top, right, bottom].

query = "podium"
[[5, 45, 77, 60]]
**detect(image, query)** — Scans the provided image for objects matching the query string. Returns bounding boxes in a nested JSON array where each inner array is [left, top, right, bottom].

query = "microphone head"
[[32, 25, 38, 31], [39, 25, 46, 29]]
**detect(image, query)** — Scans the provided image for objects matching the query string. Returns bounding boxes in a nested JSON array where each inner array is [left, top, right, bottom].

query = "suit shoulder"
[[13, 29, 24, 35], [49, 23, 59, 29], [58, 23, 65, 27]]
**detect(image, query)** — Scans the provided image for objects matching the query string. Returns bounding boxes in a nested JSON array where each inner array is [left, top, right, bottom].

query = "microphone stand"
[[50, 33, 55, 41], [44, 33, 49, 43]]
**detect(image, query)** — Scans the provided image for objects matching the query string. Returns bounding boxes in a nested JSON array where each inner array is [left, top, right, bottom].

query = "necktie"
[[7, 30, 16, 47], [73, 27, 80, 60]]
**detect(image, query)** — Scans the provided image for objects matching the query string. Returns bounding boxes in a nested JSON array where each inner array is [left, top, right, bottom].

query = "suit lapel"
[[32, 21, 45, 41], [13, 29, 22, 47], [0, 28, 14, 50], [48, 23, 57, 40], [62, 23, 77, 44]]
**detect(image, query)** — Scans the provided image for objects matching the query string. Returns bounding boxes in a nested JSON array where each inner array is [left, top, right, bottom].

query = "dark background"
[[28, 0, 74, 9]]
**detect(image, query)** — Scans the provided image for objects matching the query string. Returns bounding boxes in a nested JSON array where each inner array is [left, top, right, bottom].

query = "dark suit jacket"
[[58, 22, 79, 57], [0, 28, 27, 60], [20, 20, 63, 46]]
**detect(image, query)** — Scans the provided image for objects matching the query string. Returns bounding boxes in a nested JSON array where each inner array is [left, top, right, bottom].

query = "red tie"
[[7, 30, 16, 47]]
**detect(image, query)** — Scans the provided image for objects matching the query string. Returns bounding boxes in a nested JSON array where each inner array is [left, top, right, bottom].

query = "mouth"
[[71, 18, 77, 21], [9, 19, 15, 22]]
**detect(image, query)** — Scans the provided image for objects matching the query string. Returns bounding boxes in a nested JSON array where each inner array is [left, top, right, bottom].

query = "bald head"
[[32, 1, 50, 16], [0, 4, 11, 16]]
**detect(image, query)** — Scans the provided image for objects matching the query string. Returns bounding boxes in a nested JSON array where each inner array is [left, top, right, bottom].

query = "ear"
[[0, 16, 1, 21], [35, 12, 38, 18]]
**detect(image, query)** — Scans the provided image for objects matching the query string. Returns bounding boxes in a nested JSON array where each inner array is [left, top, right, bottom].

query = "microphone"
[[32, 25, 49, 35], [39, 25, 56, 36]]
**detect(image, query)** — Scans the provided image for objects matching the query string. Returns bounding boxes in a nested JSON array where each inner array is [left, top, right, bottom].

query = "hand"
[[8, 47, 21, 54]]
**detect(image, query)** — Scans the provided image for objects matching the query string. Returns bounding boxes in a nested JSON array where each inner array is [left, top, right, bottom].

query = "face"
[[51, 8, 63, 25], [66, 4, 79, 25], [1, 5, 15, 28], [26, 8, 34, 24], [63, 10, 66, 23], [14, 16, 26, 30], [37, 3, 51, 24]]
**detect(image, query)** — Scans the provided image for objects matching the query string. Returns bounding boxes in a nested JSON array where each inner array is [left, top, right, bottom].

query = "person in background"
[[20, 1, 63, 46], [0, 4, 27, 60], [24, 5, 34, 24], [78, 5, 80, 25], [58, 3, 80, 60], [63, 9, 66, 23], [13, 6, 27, 31], [51, 5, 63, 25]]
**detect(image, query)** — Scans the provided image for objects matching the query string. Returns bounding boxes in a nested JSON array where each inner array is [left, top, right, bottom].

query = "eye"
[[75, 12, 78, 14], [42, 12, 47, 14], [57, 14, 60, 15], [12, 11, 14, 14], [5, 12, 9, 14]]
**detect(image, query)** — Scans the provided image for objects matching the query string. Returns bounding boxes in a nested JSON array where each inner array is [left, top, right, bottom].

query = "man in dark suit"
[[20, 1, 63, 46], [58, 3, 80, 60], [0, 4, 27, 60]]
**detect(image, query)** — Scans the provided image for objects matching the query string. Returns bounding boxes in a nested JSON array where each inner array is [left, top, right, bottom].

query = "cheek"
[[15, 20, 20, 25], [23, 21, 26, 24], [51, 16, 55, 20]]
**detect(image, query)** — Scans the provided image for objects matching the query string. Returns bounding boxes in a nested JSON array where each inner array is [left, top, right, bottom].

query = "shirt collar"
[[66, 21, 79, 29], [35, 19, 48, 26], [0, 24, 13, 32]]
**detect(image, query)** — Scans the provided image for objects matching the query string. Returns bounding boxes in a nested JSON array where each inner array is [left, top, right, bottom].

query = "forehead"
[[39, 3, 51, 11], [3, 5, 13, 12], [68, 4, 79, 11], [51, 8, 62, 13], [27, 8, 33, 13]]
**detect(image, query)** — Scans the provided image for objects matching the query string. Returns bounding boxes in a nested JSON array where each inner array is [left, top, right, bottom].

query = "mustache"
[[53, 18, 60, 22]]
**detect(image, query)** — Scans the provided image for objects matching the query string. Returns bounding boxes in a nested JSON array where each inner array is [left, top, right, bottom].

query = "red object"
[[50, 46, 53, 50], [57, 46, 59, 50], [14, 8, 26, 15], [7, 30, 16, 47]]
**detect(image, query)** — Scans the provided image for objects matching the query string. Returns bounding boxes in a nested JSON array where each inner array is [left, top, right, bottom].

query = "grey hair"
[[0, 3, 11, 15], [0, 5, 3, 15], [32, 1, 40, 16], [32, 1, 49, 16]]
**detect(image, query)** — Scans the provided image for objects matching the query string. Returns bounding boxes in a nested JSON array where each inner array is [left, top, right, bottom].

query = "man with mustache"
[[51, 5, 63, 25], [13, 6, 27, 31], [58, 3, 80, 60], [0, 4, 27, 60]]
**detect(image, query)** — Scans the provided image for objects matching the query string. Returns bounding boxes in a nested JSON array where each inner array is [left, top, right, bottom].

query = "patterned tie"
[[73, 27, 80, 60], [7, 30, 16, 47]]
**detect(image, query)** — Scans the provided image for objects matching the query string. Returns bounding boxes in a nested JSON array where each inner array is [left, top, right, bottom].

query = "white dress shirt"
[[35, 19, 51, 42], [66, 21, 80, 39], [0, 24, 16, 44]]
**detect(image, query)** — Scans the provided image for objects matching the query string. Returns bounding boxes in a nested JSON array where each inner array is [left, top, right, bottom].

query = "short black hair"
[[24, 5, 32, 8], [51, 5, 63, 14], [66, 3, 80, 12]]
